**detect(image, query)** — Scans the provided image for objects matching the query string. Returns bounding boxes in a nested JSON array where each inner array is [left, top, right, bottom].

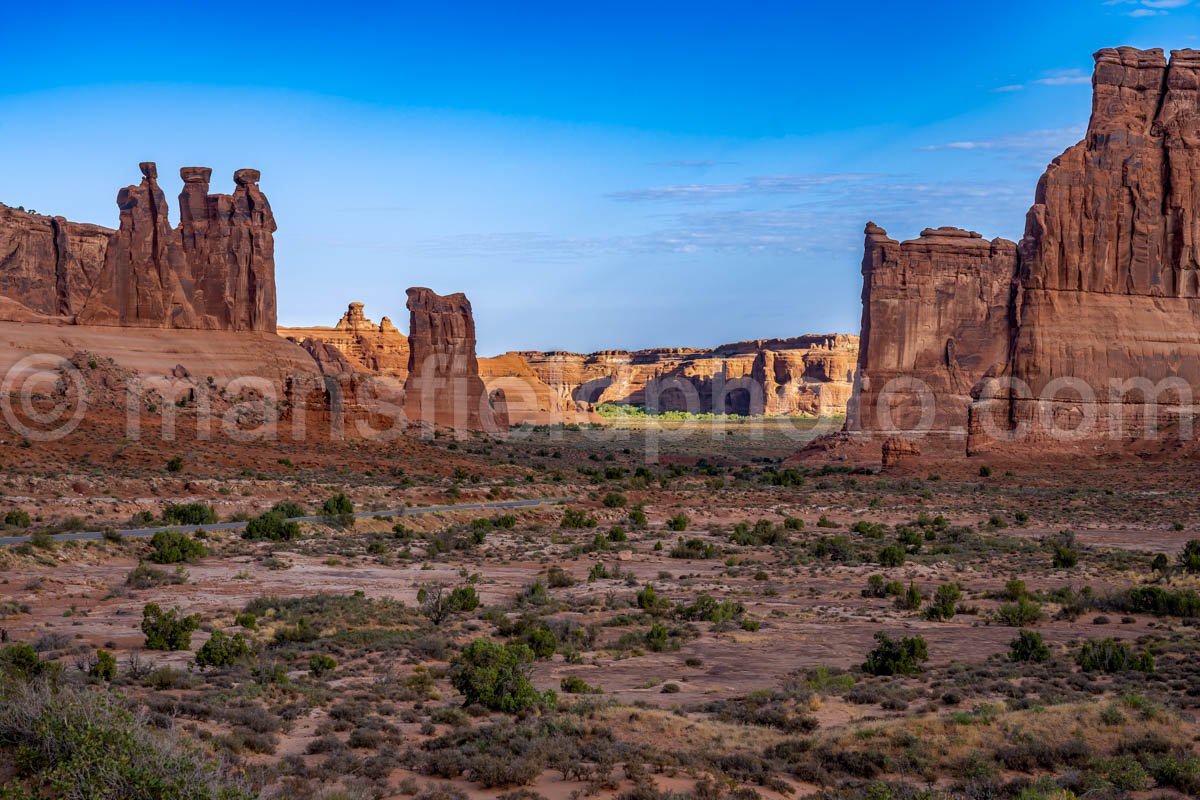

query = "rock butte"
[[287, 304, 858, 424], [847, 47, 1200, 457]]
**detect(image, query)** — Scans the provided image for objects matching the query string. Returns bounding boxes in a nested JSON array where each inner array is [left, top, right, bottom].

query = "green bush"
[[925, 583, 962, 621], [88, 649, 117, 681], [309, 654, 337, 677], [1104, 586, 1200, 617], [995, 596, 1044, 627], [419, 583, 480, 624], [666, 512, 690, 532], [148, 530, 206, 564], [321, 492, 354, 516], [560, 507, 598, 528], [141, 603, 201, 651], [243, 511, 301, 542], [4, 509, 31, 528], [560, 675, 602, 694], [636, 583, 671, 613], [1179, 539, 1200, 573], [525, 627, 558, 659], [161, 503, 217, 526], [628, 507, 648, 528], [1077, 638, 1154, 673], [0, 681, 253, 799], [270, 501, 306, 518], [878, 545, 905, 567], [862, 632, 928, 676], [0, 643, 47, 679], [1052, 545, 1079, 568], [450, 639, 553, 713], [1009, 630, 1050, 663], [166, 455, 185, 472], [602, 492, 627, 508], [670, 537, 716, 559], [194, 630, 251, 669], [235, 612, 258, 630], [895, 581, 922, 612]]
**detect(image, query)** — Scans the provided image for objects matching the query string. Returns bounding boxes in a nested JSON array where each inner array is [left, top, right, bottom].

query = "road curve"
[[0, 497, 576, 546]]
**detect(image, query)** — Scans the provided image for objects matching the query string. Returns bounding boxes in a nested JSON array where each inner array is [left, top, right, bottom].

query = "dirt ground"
[[2, 413, 1199, 799]]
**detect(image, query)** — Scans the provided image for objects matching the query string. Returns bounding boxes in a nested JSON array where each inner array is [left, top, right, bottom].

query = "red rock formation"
[[849, 47, 1200, 452], [0, 162, 277, 331], [847, 225, 1017, 434], [280, 302, 409, 377], [404, 287, 507, 432]]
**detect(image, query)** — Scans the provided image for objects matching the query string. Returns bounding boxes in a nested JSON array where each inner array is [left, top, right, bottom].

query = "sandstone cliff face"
[[280, 302, 410, 377], [0, 162, 277, 332], [849, 46, 1200, 450], [404, 287, 508, 432], [847, 225, 1017, 433], [498, 335, 858, 420], [285, 304, 858, 424]]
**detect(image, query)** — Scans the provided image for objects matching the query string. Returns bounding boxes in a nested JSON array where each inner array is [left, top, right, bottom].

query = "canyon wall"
[[287, 303, 857, 424], [0, 162, 277, 331], [849, 46, 1200, 452]]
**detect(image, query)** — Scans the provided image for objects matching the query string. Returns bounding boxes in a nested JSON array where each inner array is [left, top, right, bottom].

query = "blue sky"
[[2, 1, 1198, 353]]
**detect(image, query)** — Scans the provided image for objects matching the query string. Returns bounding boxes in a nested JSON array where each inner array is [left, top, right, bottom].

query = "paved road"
[[0, 497, 575, 546]]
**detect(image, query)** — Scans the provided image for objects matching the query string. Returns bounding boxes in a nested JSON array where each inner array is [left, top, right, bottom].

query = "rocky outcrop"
[[404, 287, 508, 432], [0, 162, 277, 331], [280, 302, 409, 377], [848, 47, 1200, 452], [500, 335, 858, 421], [847, 225, 1018, 433]]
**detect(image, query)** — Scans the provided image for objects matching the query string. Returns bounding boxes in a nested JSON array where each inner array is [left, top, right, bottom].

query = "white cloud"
[[1033, 69, 1091, 86], [605, 173, 880, 203], [1108, 0, 1192, 15], [921, 125, 1086, 155]]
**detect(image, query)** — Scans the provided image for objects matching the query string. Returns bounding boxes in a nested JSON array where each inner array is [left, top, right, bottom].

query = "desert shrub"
[[0, 680, 252, 799], [670, 537, 716, 559], [862, 632, 928, 676], [309, 654, 337, 677], [321, 492, 354, 516], [450, 639, 553, 713], [125, 563, 188, 589], [895, 581, 922, 612], [1076, 638, 1154, 673], [1009, 630, 1051, 663], [679, 594, 744, 625], [603, 492, 627, 508], [4, 509, 31, 528], [525, 627, 558, 659], [666, 512, 690, 532], [194, 630, 252, 669], [925, 583, 962, 621], [418, 583, 481, 624], [851, 521, 886, 538], [88, 649, 117, 681], [636, 584, 672, 613], [148, 530, 206, 564], [547, 566, 575, 587], [627, 506, 648, 528], [731, 519, 786, 546], [161, 502, 217, 526], [270, 501, 305, 518], [0, 643, 48, 679], [862, 575, 888, 598], [141, 603, 201, 651], [1101, 586, 1200, 617], [560, 675, 602, 694], [1052, 545, 1079, 569], [235, 612, 257, 629], [560, 507, 598, 529], [243, 511, 301, 542], [878, 545, 905, 567], [995, 596, 1044, 627], [1179, 539, 1200, 573], [783, 516, 804, 530]]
